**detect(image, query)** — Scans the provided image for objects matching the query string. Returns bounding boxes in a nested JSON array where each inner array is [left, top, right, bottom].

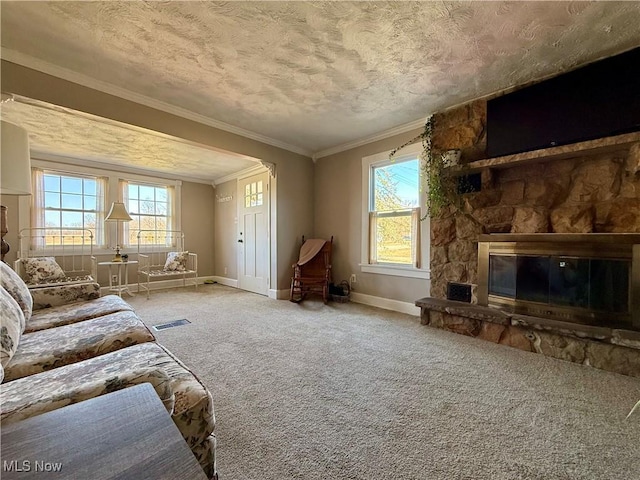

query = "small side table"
[[98, 260, 138, 297]]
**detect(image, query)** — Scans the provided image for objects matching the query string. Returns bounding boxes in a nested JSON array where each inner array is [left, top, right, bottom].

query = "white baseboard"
[[98, 278, 418, 316], [211, 276, 239, 288], [350, 292, 420, 316], [269, 288, 290, 300]]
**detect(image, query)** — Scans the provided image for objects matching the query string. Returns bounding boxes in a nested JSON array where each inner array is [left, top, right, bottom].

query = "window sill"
[[26, 247, 110, 257], [25, 246, 173, 257], [359, 264, 430, 279]]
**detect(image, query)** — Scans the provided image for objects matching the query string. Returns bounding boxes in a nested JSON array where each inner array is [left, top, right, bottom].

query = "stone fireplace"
[[416, 100, 640, 377], [477, 233, 640, 331]]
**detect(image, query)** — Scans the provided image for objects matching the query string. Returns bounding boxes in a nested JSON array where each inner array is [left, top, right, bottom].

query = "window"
[[244, 180, 264, 207], [28, 162, 181, 253], [125, 182, 172, 245], [361, 143, 429, 279], [370, 159, 419, 265], [33, 170, 105, 245]]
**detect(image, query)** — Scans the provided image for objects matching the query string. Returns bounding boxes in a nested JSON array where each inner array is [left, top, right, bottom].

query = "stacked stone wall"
[[429, 101, 640, 299]]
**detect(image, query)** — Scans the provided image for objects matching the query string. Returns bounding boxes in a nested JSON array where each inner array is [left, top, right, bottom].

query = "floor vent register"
[[152, 319, 191, 331]]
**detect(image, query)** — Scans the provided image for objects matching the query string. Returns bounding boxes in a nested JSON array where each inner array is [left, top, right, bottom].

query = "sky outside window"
[[43, 173, 97, 230], [374, 158, 419, 211]]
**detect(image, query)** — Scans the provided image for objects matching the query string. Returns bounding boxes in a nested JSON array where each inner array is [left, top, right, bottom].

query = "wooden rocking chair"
[[290, 236, 333, 304]]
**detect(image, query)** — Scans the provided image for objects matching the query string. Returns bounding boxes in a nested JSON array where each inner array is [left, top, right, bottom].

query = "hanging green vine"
[[389, 115, 463, 217], [420, 115, 459, 216]]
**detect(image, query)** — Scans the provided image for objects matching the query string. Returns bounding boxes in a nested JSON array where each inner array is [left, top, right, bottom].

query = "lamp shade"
[[1, 120, 31, 195], [105, 202, 133, 222]]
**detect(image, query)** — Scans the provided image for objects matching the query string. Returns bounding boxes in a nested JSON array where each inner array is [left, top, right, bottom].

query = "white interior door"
[[238, 171, 269, 295]]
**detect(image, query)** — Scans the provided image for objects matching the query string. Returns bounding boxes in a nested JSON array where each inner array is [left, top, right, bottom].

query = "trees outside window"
[[40, 172, 101, 245], [370, 158, 419, 265], [126, 182, 170, 245]]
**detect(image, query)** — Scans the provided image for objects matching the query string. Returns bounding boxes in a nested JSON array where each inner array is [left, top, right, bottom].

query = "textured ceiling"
[[1, 1, 640, 164], [1, 97, 259, 183]]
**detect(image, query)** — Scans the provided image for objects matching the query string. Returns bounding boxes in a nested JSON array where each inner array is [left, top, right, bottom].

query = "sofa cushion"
[[30, 282, 101, 311], [21, 257, 67, 285], [0, 288, 24, 369], [3, 310, 155, 382], [0, 261, 32, 326], [26, 294, 134, 333], [164, 251, 189, 272], [0, 342, 215, 452], [1, 365, 175, 421]]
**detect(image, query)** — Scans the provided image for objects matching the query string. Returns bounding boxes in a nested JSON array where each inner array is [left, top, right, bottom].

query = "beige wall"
[[2, 61, 314, 291], [314, 129, 431, 304], [213, 180, 238, 280], [181, 181, 215, 277], [275, 155, 315, 290]]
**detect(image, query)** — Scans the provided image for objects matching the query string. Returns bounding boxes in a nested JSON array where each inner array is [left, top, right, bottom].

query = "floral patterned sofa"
[[0, 261, 217, 479]]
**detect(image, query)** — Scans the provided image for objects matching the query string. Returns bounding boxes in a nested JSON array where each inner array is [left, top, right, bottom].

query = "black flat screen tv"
[[487, 47, 640, 158]]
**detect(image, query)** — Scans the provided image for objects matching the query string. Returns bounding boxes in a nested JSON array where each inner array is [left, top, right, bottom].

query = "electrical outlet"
[[349, 274, 357, 292], [224, 267, 228, 275], [111, 275, 118, 283]]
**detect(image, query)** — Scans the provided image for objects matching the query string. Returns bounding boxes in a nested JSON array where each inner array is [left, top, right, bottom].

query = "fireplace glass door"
[[488, 254, 630, 314]]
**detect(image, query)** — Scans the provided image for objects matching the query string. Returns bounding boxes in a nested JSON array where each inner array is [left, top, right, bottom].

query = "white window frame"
[[123, 180, 176, 248], [23, 158, 182, 256], [35, 169, 106, 247], [360, 142, 430, 279]]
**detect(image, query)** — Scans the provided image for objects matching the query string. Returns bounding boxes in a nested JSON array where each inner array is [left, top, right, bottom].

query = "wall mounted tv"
[[487, 47, 640, 158]]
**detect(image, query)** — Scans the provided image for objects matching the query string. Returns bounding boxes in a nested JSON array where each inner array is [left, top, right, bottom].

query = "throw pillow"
[[0, 261, 32, 329], [163, 251, 189, 272], [22, 257, 67, 285], [0, 287, 24, 368]]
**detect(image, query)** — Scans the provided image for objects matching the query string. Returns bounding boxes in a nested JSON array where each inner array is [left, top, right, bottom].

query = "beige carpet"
[[128, 285, 640, 480]]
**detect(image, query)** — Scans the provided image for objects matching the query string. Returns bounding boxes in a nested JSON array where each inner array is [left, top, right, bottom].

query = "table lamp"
[[1, 120, 32, 262], [105, 202, 132, 262]]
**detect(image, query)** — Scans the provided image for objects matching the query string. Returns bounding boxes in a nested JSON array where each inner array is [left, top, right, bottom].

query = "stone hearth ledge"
[[415, 297, 640, 377]]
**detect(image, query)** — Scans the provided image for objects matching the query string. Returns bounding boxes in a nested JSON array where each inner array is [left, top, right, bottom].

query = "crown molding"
[[2, 49, 313, 157], [213, 163, 267, 186], [312, 117, 427, 160]]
